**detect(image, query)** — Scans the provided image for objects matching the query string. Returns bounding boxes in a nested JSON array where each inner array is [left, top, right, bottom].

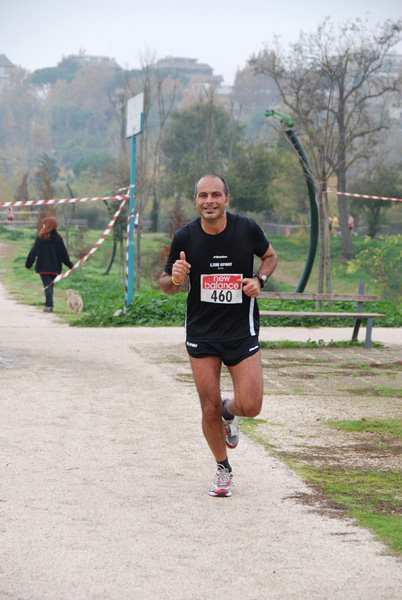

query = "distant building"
[[66, 51, 122, 72], [215, 84, 234, 98], [156, 56, 223, 84], [215, 84, 234, 108], [0, 54, 16, 91]]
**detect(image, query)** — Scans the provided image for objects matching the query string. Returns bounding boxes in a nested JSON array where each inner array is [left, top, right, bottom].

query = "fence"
[[260, 222, 402, 237], [0, 210, 87, 229], [0, 210, 40, 226]]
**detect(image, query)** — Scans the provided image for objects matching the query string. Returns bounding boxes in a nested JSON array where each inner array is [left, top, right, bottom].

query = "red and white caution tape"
[[48, 198, 127, 287], [327, 189, 402, 203], [0, 193, 129, 209], [113, 185, 137, 316]]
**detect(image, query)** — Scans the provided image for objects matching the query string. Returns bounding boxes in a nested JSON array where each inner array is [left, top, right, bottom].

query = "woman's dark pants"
[[40, 274, 55, 308]]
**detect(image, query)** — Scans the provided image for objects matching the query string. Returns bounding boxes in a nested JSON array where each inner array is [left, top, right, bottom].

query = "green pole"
[[285, 128, 318, 292], [127, 135, 137, 306], [265, 109, 319, 293]]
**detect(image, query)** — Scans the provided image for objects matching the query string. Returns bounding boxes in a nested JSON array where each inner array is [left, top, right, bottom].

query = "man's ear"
[[225, 194, 231, 206]]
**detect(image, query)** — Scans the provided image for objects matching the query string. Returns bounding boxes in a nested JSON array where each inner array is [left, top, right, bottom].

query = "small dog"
[[66, 289, 83, 313]]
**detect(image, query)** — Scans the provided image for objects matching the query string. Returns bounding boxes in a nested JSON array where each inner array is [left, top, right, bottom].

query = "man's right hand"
[[172, 251, 191, 284]]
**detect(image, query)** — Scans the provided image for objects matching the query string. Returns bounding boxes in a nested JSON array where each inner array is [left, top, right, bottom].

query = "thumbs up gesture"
[[172, 251, 191, 285]]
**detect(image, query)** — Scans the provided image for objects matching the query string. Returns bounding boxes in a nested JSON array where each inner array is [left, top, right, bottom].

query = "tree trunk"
[[336, 162, 354, 261], [103, 241, 117, 276], [316, 186, 325, 308], [120, 238, 124, 284], [65, 226, 69, 253], [323, 188, 332, 306]]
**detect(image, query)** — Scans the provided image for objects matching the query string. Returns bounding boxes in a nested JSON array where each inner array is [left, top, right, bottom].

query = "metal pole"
[[127, 135, 137, 306], [265, 109, 319, 293], [284, 128, 319, 293]]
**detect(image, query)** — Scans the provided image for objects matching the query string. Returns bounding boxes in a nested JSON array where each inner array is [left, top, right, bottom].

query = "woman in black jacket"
[[26, 216, 74, 312]]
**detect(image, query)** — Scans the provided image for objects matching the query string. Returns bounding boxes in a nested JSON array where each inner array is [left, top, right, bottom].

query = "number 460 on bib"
[[200, 274, 243, 304]]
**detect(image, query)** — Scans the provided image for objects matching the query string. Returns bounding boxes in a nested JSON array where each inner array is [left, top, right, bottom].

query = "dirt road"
[[1, 279, 402, 600]]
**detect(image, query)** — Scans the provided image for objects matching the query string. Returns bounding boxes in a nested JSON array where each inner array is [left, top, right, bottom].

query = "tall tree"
[[349, 162, 402, 237], [127, 53, 180, 290], [0, 67, 43, 194], [14, 173, 29, 203], [44, 63, 118, 168], [225, 142, 277, 213], [268, 143, 312, 225], [106, 52, 180, 290], [161, 93, 242, 199], [35, 153, 59, 196], [250, 17, 402, 293], [35, 153, 60, 219], [231, 65, 280, 140]]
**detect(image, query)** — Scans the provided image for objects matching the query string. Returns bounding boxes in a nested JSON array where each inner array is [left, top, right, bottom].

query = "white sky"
[[3, 0, 402, 85]]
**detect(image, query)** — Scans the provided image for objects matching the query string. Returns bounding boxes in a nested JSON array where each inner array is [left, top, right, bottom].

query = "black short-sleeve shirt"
[[164, 212, 269, 342]]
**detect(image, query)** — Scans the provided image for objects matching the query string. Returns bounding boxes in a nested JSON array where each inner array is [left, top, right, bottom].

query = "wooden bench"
[[258, 282, 385, 349]]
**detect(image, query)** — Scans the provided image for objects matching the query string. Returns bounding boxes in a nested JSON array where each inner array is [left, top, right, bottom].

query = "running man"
[[160, 173, 278, 497]]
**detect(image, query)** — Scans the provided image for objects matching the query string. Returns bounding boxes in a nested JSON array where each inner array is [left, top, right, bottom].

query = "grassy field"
[[223, 231, 373, 293], [0, 225, 170, 323], [240, 415, 402, 555], [1, 224, 400, 327]]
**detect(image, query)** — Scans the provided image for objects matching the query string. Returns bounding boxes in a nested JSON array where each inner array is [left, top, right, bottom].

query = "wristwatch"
[[255, 273, 268, 288]]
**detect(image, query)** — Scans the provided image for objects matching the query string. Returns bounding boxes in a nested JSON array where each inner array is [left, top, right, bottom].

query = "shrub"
[[347, 236, 402, 303]]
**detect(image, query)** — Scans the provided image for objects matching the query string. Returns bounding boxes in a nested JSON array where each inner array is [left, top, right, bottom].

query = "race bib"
[[200, 274, 243, 304]]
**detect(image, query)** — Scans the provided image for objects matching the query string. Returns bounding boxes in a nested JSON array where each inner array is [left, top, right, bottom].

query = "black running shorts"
[[186, 335, 260, 367]]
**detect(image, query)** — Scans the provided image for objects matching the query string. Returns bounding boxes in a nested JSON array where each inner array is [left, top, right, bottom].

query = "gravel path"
[[1, 279, 402, 600]]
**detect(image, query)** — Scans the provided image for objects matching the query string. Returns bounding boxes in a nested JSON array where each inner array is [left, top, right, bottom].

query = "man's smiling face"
[[194, 175, 230, 223]]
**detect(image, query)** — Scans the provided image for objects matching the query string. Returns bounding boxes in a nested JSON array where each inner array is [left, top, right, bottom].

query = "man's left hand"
[[239, 277, 261, 298]]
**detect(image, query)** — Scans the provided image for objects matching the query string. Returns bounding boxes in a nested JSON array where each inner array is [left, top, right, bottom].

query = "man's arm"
[[159, 251, 191, 295], [159, 271, 182, 295], [257, 244, 278, 279], [241, 244, 278, 298]]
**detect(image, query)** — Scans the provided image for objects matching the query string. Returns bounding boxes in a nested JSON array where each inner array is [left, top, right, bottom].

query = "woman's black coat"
[[26, 229, 74, 274]]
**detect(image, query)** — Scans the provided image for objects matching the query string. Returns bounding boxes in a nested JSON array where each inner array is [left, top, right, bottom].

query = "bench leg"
[[352, 318, 361, 341], [365, 318, 373, 349]]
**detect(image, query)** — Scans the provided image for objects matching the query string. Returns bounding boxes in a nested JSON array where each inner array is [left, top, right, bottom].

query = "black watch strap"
[[255, 273, 267, 288]]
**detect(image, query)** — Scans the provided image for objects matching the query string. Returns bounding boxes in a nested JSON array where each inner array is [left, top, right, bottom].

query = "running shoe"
[[221, 395, 239, 449], [208, 466, 233, 497]]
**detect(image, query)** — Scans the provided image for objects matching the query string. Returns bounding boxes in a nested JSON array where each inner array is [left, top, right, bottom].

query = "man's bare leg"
[[227, 350, 263, 418], [189, 355, 227, 462]]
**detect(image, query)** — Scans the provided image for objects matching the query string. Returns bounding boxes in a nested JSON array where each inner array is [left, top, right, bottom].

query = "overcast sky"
[[3, 0, 402, 85]]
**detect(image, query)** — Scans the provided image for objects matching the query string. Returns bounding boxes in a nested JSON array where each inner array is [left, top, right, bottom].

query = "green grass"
[[239, 417, 402, 554], [270, 234, 401, 298], [260, 339, 384, 349], [327, 418, 402, 438], [292, 464, 402, 554], [258, 297, 402, 327], [343, 386, 402, 398], [0, 226, 170, 322], [1, 226, 402, 327], [238, 418, 274, 449]]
